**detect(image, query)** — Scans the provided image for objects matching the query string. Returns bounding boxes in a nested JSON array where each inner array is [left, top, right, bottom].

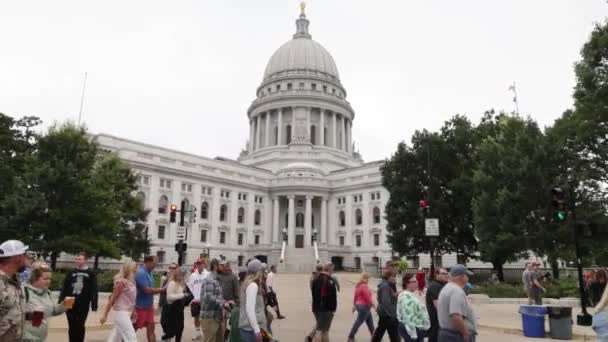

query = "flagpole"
[[78, 72, 88, 126], [509, 82, 520, 115]]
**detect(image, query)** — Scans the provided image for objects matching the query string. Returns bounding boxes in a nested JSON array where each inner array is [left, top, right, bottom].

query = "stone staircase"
[[279, 246, 318, 273]]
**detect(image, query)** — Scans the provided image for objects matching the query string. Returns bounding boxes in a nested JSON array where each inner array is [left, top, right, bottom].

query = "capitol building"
[[94, 8, 459, 272]]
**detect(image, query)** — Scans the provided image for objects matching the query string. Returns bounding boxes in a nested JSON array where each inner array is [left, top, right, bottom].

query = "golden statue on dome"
[[300, 1, 306, 16]]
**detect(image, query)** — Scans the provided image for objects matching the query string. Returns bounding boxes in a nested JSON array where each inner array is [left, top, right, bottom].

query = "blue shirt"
[[135, 266, 154, 309]]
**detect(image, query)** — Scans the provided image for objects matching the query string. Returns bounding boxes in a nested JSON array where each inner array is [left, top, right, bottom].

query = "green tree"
[[472, 113, 546, 280]]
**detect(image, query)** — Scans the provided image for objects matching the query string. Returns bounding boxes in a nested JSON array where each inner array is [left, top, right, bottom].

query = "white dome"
[[264, 38, 339, 81]]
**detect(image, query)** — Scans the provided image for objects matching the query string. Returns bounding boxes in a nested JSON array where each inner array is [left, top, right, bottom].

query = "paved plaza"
[[47, 273, 594, 341]]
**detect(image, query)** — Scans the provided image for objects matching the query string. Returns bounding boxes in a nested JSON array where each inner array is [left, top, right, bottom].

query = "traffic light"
[[420, 186, 430, 215], [169, 204, 177, 223], [551, 187, 567, 222], [175, 242, 187, 252], [179, 201, 186, 227]]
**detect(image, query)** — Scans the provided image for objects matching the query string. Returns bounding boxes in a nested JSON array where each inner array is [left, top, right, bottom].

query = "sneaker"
[[277, 314, 286, 319], [192, 334, 202, 341]]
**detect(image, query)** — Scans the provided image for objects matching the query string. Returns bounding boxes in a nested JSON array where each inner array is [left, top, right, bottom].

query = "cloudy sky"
[[1, 1, 606, 162]]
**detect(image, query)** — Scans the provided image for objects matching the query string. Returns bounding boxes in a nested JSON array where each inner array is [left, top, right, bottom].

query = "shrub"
[[50, 269, 163, 292], [470, 278, 580, 299], [396, 260, 409, 274]]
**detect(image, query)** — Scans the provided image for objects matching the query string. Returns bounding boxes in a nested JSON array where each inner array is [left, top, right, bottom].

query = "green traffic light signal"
[[557, 212, 566, 221]]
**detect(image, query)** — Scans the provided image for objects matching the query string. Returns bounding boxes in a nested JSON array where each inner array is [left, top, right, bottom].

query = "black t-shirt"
[[426, 280, 445, 325], [311, 273, 337, 312]]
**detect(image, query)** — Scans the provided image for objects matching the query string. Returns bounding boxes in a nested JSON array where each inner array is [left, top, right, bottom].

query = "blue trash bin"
[[519, 305, 546, 338]]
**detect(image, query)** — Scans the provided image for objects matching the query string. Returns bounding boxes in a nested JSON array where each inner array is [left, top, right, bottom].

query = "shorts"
[[135, 307, 155, 329], [191, 302, 201, 318], [314, 311, 334, 332]]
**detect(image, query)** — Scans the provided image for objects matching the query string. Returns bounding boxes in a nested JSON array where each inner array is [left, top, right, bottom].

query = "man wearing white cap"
[[0, 239, 29, 341]]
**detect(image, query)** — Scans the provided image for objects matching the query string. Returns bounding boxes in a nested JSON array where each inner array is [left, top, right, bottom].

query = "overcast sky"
[[1, 1, 607, 162]]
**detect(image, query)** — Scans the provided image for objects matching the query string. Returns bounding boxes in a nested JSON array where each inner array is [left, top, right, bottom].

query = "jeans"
[[593, 311, 608, 342], [107, 310, 137, 342], [348, 304, 374, 339], [398, 323, 426, 342], [239, 328, 257, 342], [371, 315, 400, 342]]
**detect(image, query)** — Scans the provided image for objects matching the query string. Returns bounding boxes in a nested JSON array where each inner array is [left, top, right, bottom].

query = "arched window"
[[373, 207, 381, 224], [237, 207, 245, 224], [158, 195, 168, 214], [254, 210, 261, 225], [201, 202, 209, 219], [310, 125, 316, 145], [274, 126, 279, 145], [296, 213, 304, 228], [286, 125, 292, 144], [355, 208, 363, 225], [339, 211, 345, 227], [220, 204, 227, 222]]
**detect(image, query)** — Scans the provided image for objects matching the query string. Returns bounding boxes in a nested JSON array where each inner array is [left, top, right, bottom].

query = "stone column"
[[255, 115, 261, 150], [291, 107, 296, 142], [277, 108, 283, 145], [332, 111, 337, 148], [272, 196, 280, 243], [247, 192, 255, 245], [362, 197, 369, 248], [345, 195, 352, 246], [320, 110, 325, 146], [249, 119, 254, 152], [306, 107, 311, 144], [265, 112, 271, 147], [304, 195, 313, 247], [321, 197, 328, 244], [346, 119, 351, 153], [287, 195, 295, 246], [342, 116, 347, 151]]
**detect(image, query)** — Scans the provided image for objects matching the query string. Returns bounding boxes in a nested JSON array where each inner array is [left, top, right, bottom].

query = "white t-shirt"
[[266, 271, 275, 291], [188, 269, 209, 302]]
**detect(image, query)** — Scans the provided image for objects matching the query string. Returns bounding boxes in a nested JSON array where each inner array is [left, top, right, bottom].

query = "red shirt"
[[353, 282, 373, 306], [416, 271, 426, 289]]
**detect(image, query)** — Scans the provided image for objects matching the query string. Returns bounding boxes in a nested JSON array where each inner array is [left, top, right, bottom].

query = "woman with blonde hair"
[[238, 259, 268, 342], [23, 261, 73, 341], [161, 267, 191, 342], [347, 272, 375, 342], [593, 281, 608, 341], [100, 260, 137, 342]]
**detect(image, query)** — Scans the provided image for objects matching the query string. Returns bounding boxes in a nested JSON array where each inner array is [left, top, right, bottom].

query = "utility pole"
[[569, 186, 592, 326]]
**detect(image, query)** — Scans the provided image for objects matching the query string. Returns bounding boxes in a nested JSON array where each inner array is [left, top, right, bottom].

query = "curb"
[[48, 320, 161, 333], [478, 324, 593, 341]]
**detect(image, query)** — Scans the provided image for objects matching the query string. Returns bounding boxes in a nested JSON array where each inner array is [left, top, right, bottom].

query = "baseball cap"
[[449, 264, 473, 277], [209, 258, 220, 269], [196, 258, 206, 265], [0, 240, 29, 257], [247, 259, 262, 274]]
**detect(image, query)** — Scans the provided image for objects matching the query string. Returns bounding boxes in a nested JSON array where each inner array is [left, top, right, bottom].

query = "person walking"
[[310, 262, 338, 342], [522, 263, 533, 305], [266, 265, 286, 320], [528, 262, 545, 305], [397, 273, 430, 342], [135, 255, 163, 342], [437, 264, 477, 342], [0, 240, 28, 341], [306, 263, 325, 342], [161, 267, 192, 342], [59, 252, 98, 342], [238, 259, 268, 342], [23, 261, 72, 342], [371, 268, 400, 342], [188, 259, 209, 341], [200, 258, 234, 342], [426, 268, 448, 342], [592, 283, 608, 341], [347, 272, 375, 342], [590, 269, 608, 307], [216, 260, 240, 340], [100, 260, 138, 342], [159, 263, 177, 311]]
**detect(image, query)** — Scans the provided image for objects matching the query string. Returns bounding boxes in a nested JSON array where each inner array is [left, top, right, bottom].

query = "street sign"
[[176, 225, 186, 240], [425, 218, 439, 236]]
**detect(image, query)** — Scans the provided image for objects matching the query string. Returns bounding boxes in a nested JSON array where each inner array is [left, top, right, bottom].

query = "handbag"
[[181, 286, 194, 307]]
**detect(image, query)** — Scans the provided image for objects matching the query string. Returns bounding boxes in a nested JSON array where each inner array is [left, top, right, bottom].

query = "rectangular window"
[[267, 87, 271, 93], [220, 231, 226, 244], [200, 230, 207, 243], [374, 234, 380, 246], [187, 184, 192, 192], [332, 88, 336, 94], [276, 84, 281, 91], [311, 83, 317, 91], [287, 83, 292, 90], [156, 251, 165, 263], [238, 233, 243, 246], [143, 176, 150, 185], [157, 225, 165, 239], [354, 195, 358, 203], [299, 82, 304, 89], [181, 183, 193, 192], [371, 193, 375, 200], [255, 235, 260, 245], [356, 235, 361, 247], [207, 187, 212, 195], [377, 192, 381, 200], [160, 178, 172, 189], [339, 236, 345, 246], [322, 85, 327, 92]]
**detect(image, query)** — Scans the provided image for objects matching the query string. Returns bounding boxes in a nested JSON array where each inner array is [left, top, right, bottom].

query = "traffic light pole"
[[570, 186, 592, 326], [426, 135, 435, 280]]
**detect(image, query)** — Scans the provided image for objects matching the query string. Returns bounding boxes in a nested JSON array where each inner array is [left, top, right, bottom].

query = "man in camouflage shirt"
[[200, 258, 234, 342], [0, 240, 29, 341]]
